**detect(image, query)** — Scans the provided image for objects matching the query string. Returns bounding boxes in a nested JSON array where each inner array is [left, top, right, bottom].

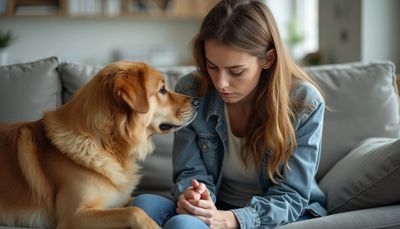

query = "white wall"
[[319, 0, 362, 64], [0, 17, 201, 66], [319, 0, 400, 73], [362, 0, 400, 70]]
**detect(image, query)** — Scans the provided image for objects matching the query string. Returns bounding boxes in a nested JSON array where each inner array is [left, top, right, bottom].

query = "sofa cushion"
[[319, 137, 400, 214], [0, 56, 61, 123], [133, 133, 175, 198], [276, 205, 400, 229], [60, 61, 102, 103], [306, 61, 400, 179]]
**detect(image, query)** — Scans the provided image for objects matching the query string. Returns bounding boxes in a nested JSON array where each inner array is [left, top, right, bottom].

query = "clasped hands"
[[176, 179, 238, 229]]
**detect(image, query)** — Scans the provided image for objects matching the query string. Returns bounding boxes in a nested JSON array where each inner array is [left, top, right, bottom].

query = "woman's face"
[[205, 39, 265, 104]]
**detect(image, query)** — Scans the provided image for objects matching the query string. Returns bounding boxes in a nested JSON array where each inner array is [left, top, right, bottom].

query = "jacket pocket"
[[198, 135, 220, 173]]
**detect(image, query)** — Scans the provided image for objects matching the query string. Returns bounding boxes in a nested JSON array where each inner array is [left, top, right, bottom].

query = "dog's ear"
[[114, 68, 149, 114]]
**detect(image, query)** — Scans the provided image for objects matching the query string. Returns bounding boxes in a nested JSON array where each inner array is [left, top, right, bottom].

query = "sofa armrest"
[[275, 205, 400, 229]]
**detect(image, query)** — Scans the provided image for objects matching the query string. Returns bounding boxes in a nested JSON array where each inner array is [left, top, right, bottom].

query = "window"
[[266, 0, 318, 63]]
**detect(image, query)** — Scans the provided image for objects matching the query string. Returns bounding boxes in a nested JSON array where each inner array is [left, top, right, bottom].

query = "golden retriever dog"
[[0, 62, 198, 229]]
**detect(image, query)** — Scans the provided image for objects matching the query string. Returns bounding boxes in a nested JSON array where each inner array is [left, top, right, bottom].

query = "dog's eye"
[[159, 85, 167, 95]]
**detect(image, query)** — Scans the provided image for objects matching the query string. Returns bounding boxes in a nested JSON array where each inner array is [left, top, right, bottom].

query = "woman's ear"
[[263, 49, 276, 69]]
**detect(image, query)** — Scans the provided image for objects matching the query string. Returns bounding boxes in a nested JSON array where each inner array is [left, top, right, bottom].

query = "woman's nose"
[[214, 72, 229, 90]]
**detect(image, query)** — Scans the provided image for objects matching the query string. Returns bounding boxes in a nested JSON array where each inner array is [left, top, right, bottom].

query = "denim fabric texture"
[[131, 194, 313, 228], [170, 72, 327, 229]]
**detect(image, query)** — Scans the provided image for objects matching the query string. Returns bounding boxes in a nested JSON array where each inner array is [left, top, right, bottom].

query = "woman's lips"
[[220, 92, 234, 97]]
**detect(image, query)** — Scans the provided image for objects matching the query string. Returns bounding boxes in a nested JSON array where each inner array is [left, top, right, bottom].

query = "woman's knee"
[[131, 194, 160, 207], [164, 214, 208, 229], [130, 194, 176, 226]]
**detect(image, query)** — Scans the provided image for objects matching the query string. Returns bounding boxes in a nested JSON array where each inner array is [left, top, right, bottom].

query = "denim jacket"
[[171, 72, 327, 229]]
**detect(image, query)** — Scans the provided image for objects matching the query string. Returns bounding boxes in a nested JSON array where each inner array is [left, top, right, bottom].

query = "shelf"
[[3, 0, 218, 19]]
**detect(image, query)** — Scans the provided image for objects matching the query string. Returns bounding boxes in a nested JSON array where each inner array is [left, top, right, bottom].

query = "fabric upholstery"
[[319, 137, 400, 213], [0, 56, 61, 123], [59, 61, 102, 103], [306, 61, 400, 179], [275, 205, 400, 229], [133, 133, 175, 198], [1, 58, 399, 229]]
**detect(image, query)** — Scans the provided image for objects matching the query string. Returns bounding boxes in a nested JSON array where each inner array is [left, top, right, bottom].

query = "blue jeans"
[[131, 194, 312, 228], [131, 194, 208, 229]]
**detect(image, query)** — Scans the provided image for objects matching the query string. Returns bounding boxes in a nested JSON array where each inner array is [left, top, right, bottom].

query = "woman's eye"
[[159, 85, 167, 95], [207, 65, 218, 70], [230, 70, 244, 76]]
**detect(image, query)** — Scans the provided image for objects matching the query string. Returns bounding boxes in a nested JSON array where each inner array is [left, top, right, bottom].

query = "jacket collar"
[[206, 89, 225, 122]]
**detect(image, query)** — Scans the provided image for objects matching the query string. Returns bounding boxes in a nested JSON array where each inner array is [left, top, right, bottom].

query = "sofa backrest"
[[0, 57, 399, 194], [305, 62, 400, 179], [0, 56, 61, 123]]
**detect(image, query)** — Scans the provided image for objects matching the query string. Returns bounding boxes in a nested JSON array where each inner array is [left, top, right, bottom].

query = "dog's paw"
[[141, 218, 160, 229], [130, 207, 160, 229]]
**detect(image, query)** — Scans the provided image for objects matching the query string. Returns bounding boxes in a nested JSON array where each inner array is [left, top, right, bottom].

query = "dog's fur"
[[0, 62, 197, 229]]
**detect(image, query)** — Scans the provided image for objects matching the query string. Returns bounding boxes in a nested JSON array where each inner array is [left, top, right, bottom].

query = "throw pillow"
[[319, 137, 400, 214], [0, 56, 61, 123], [60, 61, 102, 103]]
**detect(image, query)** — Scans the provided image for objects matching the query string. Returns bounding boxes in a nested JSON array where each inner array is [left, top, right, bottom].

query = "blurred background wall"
[[0, 0, 399, 72], [319, 0, 400, 70]]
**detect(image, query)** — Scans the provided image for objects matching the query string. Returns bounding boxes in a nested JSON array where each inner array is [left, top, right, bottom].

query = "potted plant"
[[287, 16, 304, 61], [0, 29, 16, 65]]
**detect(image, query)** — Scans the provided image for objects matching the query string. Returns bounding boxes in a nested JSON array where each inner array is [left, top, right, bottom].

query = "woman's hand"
[[177, 179, 239, 229], [176, 179, 203, 214]]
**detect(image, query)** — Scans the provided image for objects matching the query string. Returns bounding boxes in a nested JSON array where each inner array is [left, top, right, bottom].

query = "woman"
[[132, 0, 326, 228]]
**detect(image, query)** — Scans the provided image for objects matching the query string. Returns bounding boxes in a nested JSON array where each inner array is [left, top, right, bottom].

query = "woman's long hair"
[[192, 0, 318, 183]]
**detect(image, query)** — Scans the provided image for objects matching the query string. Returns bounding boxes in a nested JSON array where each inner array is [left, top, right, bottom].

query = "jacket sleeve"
[[170, 76, 218, 202], [232, 101, 325, 229]]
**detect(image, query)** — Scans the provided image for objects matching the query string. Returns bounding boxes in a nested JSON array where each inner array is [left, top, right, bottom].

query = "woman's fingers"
[[192, 179, 211, 200], [188, 198, 213, 209], [192, 179, 206, 195], [181, 199, 212, 217], [198, 183, 212, 200], [192, 178, 200, 188], [183, 187, 201, 200], [176, 206, 190, 214]]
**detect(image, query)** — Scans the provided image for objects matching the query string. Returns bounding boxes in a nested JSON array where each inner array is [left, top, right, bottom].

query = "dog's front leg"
[[60, 206, 160, 229]]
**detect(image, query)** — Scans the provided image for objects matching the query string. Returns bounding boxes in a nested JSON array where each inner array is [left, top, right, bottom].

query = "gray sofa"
[[0, 57, 399, 229]]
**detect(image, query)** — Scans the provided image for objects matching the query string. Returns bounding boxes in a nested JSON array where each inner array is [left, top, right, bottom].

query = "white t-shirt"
[[217, 105, 263, 207]]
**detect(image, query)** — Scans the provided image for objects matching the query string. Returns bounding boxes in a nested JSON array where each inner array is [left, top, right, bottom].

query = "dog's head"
[[108, 62, 198, 135], [50, 62, 198, 160]]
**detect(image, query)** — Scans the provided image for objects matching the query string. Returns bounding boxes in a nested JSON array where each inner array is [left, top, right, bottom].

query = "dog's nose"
[[191, 98, 200, 109]]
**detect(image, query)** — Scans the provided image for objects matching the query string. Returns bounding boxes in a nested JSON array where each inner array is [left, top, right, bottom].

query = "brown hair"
[[192, 0, 319, 183]]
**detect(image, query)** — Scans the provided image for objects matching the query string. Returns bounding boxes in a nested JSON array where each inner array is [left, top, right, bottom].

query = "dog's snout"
[[191, 98, 199, 109]]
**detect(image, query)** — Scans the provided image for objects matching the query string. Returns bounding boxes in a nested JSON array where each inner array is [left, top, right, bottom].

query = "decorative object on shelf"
[[8, 0, 61, 16], [0, 28, 16, 66], [3, 0, 217, 19]]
